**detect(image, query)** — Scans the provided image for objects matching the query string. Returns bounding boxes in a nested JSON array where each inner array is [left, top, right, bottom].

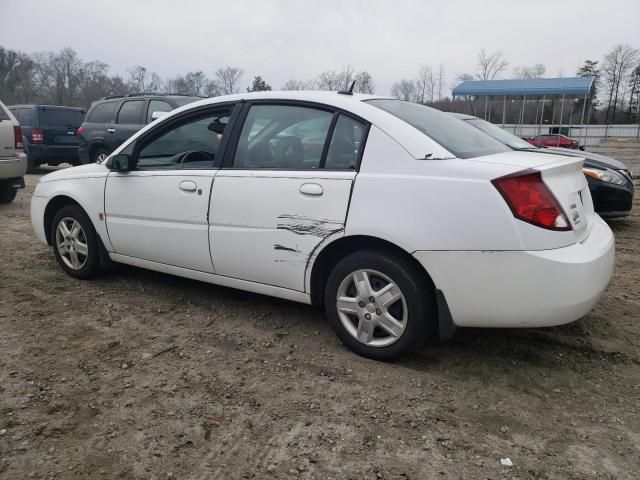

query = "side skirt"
[[109, 253, 312, 305]]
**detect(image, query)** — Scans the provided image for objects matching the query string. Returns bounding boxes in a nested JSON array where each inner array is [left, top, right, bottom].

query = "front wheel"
[[51, 205, 102, 279], [324, 250, 435, 360]]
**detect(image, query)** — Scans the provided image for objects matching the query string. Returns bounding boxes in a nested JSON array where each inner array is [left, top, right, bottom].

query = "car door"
[[104, 104, 237, 272], [209, 102, 368, 292], [110, 100, 145, 150]]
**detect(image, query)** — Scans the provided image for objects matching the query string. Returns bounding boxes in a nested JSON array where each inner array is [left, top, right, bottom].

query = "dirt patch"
[[1, 169, 639, 479]]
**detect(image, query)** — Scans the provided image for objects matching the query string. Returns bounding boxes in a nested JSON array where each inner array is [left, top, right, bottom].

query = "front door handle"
[[106, 127, 115, 133], [300, 183, 323, 196], [179, 180, 197, 192]]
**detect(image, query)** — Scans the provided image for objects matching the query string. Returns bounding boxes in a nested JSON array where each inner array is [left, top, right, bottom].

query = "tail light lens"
[[77, 126, 84, 136], [492, 170, 571, 231], [14, 126, 23, 149], [32, 128, 44, 144]]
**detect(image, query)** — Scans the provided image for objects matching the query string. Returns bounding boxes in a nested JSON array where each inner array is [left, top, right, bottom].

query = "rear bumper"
[[26, 144, 79, 162], [0, 153, 28, 179], [413, 215, 615, 328]]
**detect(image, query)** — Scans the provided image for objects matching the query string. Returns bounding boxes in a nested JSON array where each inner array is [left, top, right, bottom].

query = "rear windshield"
[[366, 99, 510, 159], [465, 118, 535, 150], [38, 108, 85, 127]]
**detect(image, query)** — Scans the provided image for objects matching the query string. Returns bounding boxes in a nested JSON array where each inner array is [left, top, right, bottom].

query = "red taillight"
[[492, 170, 571, 231], [32, 128, 44, 144], [77, 126, 84, 136], [14, 126, 23, 149]]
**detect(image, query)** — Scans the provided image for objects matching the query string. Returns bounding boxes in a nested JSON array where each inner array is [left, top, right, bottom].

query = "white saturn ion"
[[31, 91, 615, 360]]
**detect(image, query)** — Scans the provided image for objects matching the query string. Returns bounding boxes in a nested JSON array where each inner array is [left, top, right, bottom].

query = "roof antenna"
[[338, 80, 356, 95]]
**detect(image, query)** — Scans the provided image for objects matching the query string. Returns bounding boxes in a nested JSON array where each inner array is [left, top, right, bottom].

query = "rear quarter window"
[[87, 102, 118, 123]]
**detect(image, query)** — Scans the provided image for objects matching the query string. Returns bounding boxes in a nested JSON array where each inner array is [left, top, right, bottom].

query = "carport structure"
[[451, 76, 595, 146]]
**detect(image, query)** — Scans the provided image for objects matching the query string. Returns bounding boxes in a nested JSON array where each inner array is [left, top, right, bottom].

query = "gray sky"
[[1, 0, 639, 95]]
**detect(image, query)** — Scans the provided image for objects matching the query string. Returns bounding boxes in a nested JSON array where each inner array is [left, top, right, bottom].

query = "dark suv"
[[78, 94, 201, 164], [8, 105, 86, 171]]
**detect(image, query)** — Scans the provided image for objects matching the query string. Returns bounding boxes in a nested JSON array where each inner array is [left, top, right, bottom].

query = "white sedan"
[[31, 91, 614, 360]]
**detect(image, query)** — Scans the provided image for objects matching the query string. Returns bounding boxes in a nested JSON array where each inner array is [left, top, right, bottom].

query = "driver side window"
[[137, 107, 233, 170]]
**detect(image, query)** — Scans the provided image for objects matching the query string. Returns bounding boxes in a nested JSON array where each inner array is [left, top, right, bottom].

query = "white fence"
[[502, 124, 640, 147]]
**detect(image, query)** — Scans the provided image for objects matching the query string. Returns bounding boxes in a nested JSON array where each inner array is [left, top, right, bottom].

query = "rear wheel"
[[0, 184, 17, 203], [92, 148, 109, 163], [324, 250, 435, 360], [51, 205, 101, 279]]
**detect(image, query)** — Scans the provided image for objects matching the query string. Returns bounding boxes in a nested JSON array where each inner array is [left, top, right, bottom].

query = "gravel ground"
[[1, 164, 639, 480]]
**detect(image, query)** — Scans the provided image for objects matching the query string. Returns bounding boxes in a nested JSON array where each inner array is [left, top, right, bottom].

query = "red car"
[[524, 134, 580, 149]]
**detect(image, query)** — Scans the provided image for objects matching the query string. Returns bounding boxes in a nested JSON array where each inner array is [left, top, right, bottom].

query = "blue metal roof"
[[452, 76, 594, 97]]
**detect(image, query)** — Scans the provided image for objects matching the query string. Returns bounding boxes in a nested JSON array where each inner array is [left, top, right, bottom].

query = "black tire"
[[0, 184, 17, 203], [51, 205, 102, 279], [91, 147, 110, 164], [324, 249, 436, 361], [26, 156, 37, 173]]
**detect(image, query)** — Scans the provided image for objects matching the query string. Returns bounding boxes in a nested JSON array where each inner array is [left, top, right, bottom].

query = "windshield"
[[466, 118, 535, 150], [38, 108, 85, 127], [366, 99, 510, 159]]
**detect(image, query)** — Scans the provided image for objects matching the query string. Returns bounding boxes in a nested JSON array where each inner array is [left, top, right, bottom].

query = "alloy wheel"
[[336, 269, 408, 347], [55, 217, 88, 270]]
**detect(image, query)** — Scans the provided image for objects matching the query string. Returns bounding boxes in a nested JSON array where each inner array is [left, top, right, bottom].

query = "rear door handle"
[[179, 180, 197, 192], [106, 127, 115, 133], [300, 183, 323, 196]]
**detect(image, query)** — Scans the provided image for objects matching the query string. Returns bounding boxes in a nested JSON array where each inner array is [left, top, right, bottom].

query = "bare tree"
[[415, 65, 433, 104], [126, 65, 161, 92], [603, 44, 639, 123], [215, 66, 243, 95], [476, 49, 508, 80], [436, 64, 445, 101], [390, 79, 416, 101], [627, 64, 640, 121], [282, 79, 308, 91], [354, 71, 375, 94], [316, 70, 342, 90], [513, 64, 546, 79]]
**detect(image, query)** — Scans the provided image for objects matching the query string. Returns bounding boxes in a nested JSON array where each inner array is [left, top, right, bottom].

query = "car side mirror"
[[151, 111, 168, 121], [107, 153, 133, 172]]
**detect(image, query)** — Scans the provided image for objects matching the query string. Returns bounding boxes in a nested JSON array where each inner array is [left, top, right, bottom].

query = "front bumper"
[[31, 194, 49, 245], [587, 176, 634, 218], [413, 215, 615, 328], [0, 153, 28, 179]]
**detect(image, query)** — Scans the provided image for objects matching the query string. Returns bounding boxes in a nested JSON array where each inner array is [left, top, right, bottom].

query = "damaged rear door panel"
[[209, 170, 355, 291]]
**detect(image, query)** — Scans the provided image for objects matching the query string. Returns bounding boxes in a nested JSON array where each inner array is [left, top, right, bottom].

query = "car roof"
[[446, 112, 478, 120], [8, 104, 85, 111], [119, 90, 455, 160]]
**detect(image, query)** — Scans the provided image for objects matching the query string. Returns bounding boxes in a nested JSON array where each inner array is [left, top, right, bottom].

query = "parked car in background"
[[450, 113, 634, 218], [0, 100, 27, 203], [31, 92, 614, 360], [78, 93, 201, 164], [8, 104, 85, 172], [525, 133, 581, 149]]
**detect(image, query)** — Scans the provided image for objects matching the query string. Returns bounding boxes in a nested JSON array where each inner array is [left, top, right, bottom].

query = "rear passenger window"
[[233, 105, 333, 169], [324, 115, 366, 170], [88, 102, 117, 123], [117, 101, 144, 124], [146, 100, 172, 123]]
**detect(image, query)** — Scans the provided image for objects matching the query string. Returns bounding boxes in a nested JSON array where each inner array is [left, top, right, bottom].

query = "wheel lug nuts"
[[358, 301, 365, 307], [368, 296, 375, 302], [376, 309, 382, 316], [364, 313, 371, 320]]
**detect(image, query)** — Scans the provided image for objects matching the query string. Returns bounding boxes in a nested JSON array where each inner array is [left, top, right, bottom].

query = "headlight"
[[583, 167, 627, 186]]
